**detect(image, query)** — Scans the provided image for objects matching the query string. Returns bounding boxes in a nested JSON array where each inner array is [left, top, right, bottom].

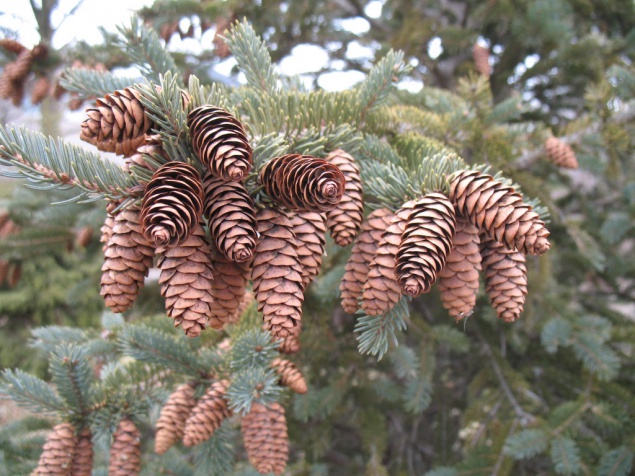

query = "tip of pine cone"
[[321, 180, 341, 198], [402, 279, 424, 297], [534, 238, 551, 255], [151, 226, 171, 247], [234, 248, 253, 262]]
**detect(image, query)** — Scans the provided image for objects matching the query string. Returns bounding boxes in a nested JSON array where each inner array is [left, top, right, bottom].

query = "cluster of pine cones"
[[0, 39, 48, 106]]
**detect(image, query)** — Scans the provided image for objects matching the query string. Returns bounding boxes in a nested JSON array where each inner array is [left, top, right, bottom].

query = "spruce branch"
[[29, 326, 90, 354], [226, 367, 282, 415], [59, 68, 139, 100], [229, 329, 279, 373], [193, 421, 237, 476], [355, 297, 410, 360], [0, 369, 66, 415], [49, 344, 95, 413]]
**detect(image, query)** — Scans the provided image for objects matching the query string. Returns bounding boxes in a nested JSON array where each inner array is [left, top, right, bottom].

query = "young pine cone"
[[340, 208, 394, 314], [183, 380, 232, 446], [203, 173, 257, 262], [209, 244, 251, 325], [32, 422, 76, 476], [101, 206, 154, 313], [188, 105, 252, 181], [80, 87, 153, 157], [252, 208, 304, 339], [155, 383, 196, 454], [324, 149, 364, 246], [70, 427, 93, 476], [437, 218, 482, 320], [157, 223, 216, 336], [108, 419, 141, 476], [480, 236, 528, 322], [449, 170, 550, 255], [290, 211, 326, 288], [395, 193, 456, 297], [141, 162, 204, 251], [361, 201, 415, 316], [272, 358, 307, 394], [241, 402, 289, 476], [545, 137, 578, 169], [259, 154, 346, 213]]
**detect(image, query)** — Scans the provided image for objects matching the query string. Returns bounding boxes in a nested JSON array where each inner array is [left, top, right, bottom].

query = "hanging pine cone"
[[395, 193, 456, 297], [141, 162, 204, 251], [437, 218, 482, 320], [0, 38, 27, 55], [31, 76, 50, 105], [324, 149, 364, 246], [157, 223, 215, 337], [449, 170, 550, 255], [545, 137, 578, 169], [289, 211, 326, 288], [259, 154, 346, 213], [32, 422, 76, 476], [203, 173, 257, 262], [101, 206, 154, 313], [124, 134, 165, 177], [70, 427, 93, 476], [183, 380, 232, 446], [278, 334, 300, 354], [187, 105, 252, 181], [340, 208, 393, 314], [271, 358, 307, 394], [241, 402, 289, 476], [108, 419, 141, 476], [80, 87, 153, 157], [6, 49, 34, 82], [472, 43, 491, 78], [252, 208, 304, 339], [209, 244, 251, 325], [76, 226, 94, 248], [235, 290, 255, 319], [361, 201, 415, 316], [480, 236, 528, 322], [155, 382, 196, 454]]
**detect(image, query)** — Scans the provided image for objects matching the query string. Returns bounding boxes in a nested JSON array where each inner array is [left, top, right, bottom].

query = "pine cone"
[[472, 43, 491, 78], [108, 419, 141, 476], [259, 154, 346, 212], [101, 206, 154, 313], [340, 208, 394, 313], [289, 211, 326, 288], [70, 427, 93, 476], [6, 49, 34, 82], [449, 170, 550, 255], [437, 218, 482, 320], [241, 402, 289, 476], [278, 334, 300, 354], [80, 87, 153, 157], [141, 162, 204, 251], [324, 149, 364, 246], [0, 38, 27, 55], [203, 173, 257, 262], [252, 208, 304, 339], [209, 244, 251, 325], [31, 76, 50, 105], [545, 137, 578, 169], [76, 226, 94, 248], [32, 422, 76, 476], [235, 290, 255, 319], [272, 358, 307, 394], [183, 380, 232, 446], [395, 193, 456, 297], [155, 383, 196, 454], [188, 105, 252, 181], [480, 236, 527, 322], [212, 17, 233, 58], [124, 134, 166, 177], [157, 223, 216, 337], [361, 201, 415, 316]]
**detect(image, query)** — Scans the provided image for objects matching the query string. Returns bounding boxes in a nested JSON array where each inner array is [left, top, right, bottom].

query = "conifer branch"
[[59, 68, 139, 100], [0, 369, 66, 415], [49, 345, 95, 413], [226, 367, 282, 415], [355, 297, 410, 360]]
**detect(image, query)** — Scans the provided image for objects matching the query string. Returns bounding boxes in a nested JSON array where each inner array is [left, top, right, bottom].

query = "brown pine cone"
[[70, 427, 93, 476], [209, 244, 251, 325], [361, 201, 415, 316], [395, 193, 456, 297], [141, 162, 204, 251], [32, 422, 76, 476], [212, 17, 233, 58], [101, 206, 154, 313], [0, 38, 27, 55], [545, 137, 578, 169], [124, 134, 165, 177], [80, 87, 153, 157], [6, 49, 34, 82], [252, 208, 304, 339], [437, 218, 482, 320], [76, 226, 94, 248], [324, 149, 364, 246], [0, 260, 8, 284], [272, 358, 307, 394], [31, 76, 50, 105], [203, 173, 257, 262], [259, 154, 346, 213], [480, 236, 527, 322], [188, 105, 252, 181], [289, 211, 326, 288], [108, 419, 141, 476], [340, 208, 393, 314], [183, 380, 232, 446], [449, 170, 550, 255], [472, 43, 491, 78], [155, 382, 196, 454], [278, 334, 300, 354], [241, 402, 289, 476], [157, 223, 216, 336]]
